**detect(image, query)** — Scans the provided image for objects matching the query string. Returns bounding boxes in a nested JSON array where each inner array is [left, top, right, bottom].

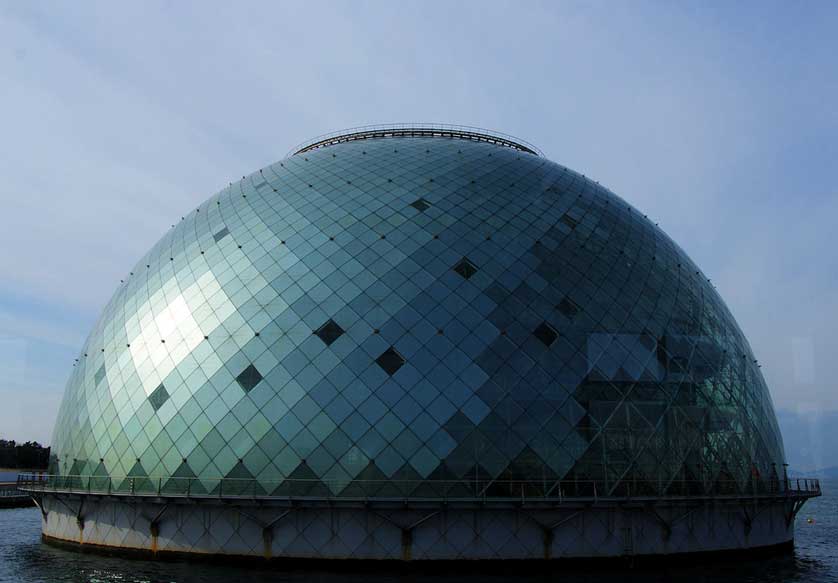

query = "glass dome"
[[49, 127, 785, 499]]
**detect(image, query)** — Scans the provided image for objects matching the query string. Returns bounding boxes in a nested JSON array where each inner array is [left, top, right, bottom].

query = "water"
[[0, 483, 835, 583]]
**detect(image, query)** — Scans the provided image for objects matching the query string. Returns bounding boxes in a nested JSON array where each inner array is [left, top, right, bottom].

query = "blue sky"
[[0, 1, 836, 444]]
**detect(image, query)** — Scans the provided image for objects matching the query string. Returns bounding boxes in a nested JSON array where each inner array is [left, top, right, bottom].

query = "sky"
[[0, 1, 836, 445]]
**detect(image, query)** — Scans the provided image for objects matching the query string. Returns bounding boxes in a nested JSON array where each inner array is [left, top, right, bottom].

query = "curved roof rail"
[[288, 123, 543, 157]]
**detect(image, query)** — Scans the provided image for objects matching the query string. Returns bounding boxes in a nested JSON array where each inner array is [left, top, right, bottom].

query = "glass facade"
[[49, 130, 785, 499]]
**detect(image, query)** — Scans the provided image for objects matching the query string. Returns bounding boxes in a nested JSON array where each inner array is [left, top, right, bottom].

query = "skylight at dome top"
[[29, 125, 817, 562], [288, 124, 545, 157]]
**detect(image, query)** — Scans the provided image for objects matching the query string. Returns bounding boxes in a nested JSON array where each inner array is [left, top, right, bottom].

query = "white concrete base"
[[38, 495, 796, 561]]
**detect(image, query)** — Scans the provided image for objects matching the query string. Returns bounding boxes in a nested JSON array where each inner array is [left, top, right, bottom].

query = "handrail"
[[286, 123, 544, 157], [16, 473, 821, 503], [0, 481, 30, 498]]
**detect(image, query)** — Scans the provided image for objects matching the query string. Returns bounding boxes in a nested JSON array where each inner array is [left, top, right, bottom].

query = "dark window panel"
[[410, 198, 431, 212], [557, 297, 580, 318], [376, 347, 406, 376], [213, 227, 230, 242], [533, 322, 558, 347], [314, 319, 345, 346], [148, 384, 170, 411], [454, 257, 478, 279], [236, 364, 263, 393]]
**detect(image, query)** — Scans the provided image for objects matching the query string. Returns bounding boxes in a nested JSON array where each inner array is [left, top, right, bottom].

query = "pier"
[[0, 480, 34, 509]]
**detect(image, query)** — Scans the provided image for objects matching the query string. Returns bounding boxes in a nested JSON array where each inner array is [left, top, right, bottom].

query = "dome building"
[[22, 125, 819, 561]]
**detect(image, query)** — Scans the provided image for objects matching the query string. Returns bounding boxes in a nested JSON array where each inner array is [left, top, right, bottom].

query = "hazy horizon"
[[1, 1, 836, 444]]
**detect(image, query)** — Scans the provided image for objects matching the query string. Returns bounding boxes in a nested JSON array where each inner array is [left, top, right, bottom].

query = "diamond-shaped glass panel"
[[148, 384, 169, 411], [236, 364, 263, 393], [560, 214, 578, 229], [213, 227, 230, 242], [314, 319, 345, 346], [557, 297, 580, 318], [376, 347, 405, 376], [453, 257, 478, 279], [94, 365, 106, 386], [533, 322, 558, 346], [410, 198, 431, 212]]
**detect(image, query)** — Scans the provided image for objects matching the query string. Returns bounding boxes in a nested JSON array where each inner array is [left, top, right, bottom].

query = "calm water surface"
[[1, 482, 835, 583]]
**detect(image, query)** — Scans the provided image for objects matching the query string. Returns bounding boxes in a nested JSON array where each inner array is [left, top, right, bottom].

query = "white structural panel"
[[39, 495, 796, 561]]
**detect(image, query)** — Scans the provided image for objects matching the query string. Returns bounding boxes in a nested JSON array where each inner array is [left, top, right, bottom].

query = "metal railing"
[[287, 123, 544, 158], [16, 473, 821, 504], [0, 482, 29, 498]]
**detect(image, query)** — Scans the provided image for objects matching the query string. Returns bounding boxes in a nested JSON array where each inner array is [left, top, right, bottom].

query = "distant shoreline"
[[789, 467, 838, 479]]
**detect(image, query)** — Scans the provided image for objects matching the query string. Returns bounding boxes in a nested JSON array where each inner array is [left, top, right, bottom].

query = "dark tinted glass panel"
[[94, 365, 106, 386], [557, 297, 580, 318], [533, 322, 558, 346], [236, 364, 263, 393], [376, 347, 405, 375], [213, 227, 230, 242], [454, 258, 478, 279], [410, 198, 431, 212], [148, 384, 169, 411], [314, 319, 345, 346]]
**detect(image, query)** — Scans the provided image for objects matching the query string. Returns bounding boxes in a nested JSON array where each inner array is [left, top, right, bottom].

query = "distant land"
[[788, 466, 838, 479], [777, 409, 838, 475]]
